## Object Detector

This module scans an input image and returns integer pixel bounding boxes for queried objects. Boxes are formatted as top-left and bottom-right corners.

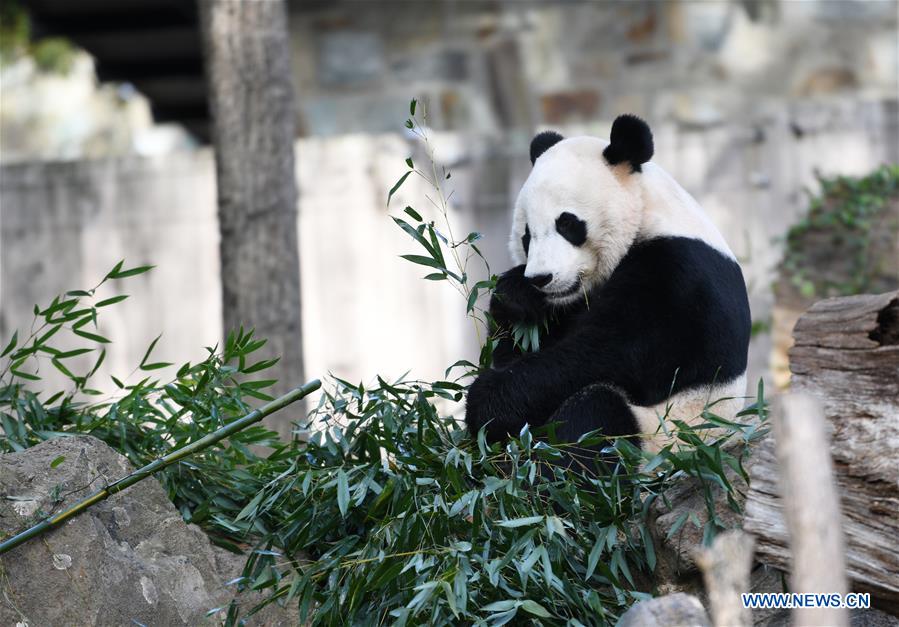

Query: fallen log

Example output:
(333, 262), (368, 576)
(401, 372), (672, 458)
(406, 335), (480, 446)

(744, 291), (899, 612)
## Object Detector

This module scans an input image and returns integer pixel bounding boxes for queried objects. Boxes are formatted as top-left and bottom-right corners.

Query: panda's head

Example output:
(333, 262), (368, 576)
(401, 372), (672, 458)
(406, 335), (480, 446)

(510, 114), (654, 305)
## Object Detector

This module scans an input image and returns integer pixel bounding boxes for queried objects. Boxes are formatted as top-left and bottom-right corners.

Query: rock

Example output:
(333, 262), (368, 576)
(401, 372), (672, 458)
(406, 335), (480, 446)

(618, 592), (711, 627)
(0, 435), (296, 626)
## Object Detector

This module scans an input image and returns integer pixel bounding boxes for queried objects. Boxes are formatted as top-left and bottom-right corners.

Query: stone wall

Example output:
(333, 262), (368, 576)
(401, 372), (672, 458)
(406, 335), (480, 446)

(289, 1), (898, 136)
(11, 1), (894, 163)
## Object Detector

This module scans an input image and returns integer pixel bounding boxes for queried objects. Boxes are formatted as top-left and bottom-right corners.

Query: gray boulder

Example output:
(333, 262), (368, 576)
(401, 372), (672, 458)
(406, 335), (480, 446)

(618, 592), (711, 627)
(0, 435), (295, 626)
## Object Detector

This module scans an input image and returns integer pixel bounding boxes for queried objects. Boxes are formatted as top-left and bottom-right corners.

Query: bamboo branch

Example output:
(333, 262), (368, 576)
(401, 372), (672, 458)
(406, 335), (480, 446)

(0, 379), (321, 555)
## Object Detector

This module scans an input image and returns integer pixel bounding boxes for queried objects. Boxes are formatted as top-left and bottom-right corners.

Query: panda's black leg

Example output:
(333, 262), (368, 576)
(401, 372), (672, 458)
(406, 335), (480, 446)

(545, 384), (641, 478)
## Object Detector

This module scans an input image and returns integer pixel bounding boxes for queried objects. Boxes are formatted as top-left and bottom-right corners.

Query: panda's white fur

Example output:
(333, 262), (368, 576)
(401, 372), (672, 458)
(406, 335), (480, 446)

(511, 137), (733, 299)
(509, 135), (747, 450)
(631, 374), (748, 453)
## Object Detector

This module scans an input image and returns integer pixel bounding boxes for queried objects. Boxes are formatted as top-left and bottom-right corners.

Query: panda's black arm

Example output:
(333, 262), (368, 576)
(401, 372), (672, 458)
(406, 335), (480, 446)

(465, 322), (640, 442)
(487, 265), (549, 369)
(489, 266), (548, 326)
(468, 250), (663, 442)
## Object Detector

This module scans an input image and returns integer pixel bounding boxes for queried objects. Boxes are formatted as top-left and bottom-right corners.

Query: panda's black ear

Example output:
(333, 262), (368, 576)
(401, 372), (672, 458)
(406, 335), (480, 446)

(530, 131), (564, 165)
(603, 114), (653, 172)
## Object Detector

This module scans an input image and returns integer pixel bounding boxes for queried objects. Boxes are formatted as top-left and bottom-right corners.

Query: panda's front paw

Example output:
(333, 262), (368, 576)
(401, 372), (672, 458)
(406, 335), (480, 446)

(490, 265), (546, 325)
(465, 369), (521, 443)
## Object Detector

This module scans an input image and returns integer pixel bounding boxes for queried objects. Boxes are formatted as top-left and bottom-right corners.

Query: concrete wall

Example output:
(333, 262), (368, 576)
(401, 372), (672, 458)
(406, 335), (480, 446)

(2, 96), (896, 396)
(0, 151), (221, 390)
(0, 136), (481, 394)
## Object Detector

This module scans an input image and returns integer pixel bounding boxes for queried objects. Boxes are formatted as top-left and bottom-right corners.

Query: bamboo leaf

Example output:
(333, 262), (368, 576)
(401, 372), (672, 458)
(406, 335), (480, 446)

(399, 254), (446, 271)
(55, 348), (93, 359)
(51, 358), (75, 379)
(105, 260), (124, 279)
(140, 334), (162, 368)
(87, 349), (106, 378)
(73, 329), (110, 344)
(1, 331), (17, 357)
(387, 171), (412, 206)
(108, 264), (154, 279)
(497, 515), (543, 528)
(337, 470), (350, 517)
(10, 369), (40, 381)
(96, 295), (129, 308)
(481, 600), (517, 612)
(242, 358), (280, 374)
(466, 286), (479, 313)
(520, 600), (551, 618)
(392, 217), (435, 255)
(36, 324), (62, 346)
(585, 530), (605, 580)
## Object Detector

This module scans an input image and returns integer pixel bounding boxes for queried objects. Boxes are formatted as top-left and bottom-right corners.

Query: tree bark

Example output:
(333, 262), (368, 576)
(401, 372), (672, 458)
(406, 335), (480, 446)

(199, 0), (304, 436)
(744, 291), (899, 613)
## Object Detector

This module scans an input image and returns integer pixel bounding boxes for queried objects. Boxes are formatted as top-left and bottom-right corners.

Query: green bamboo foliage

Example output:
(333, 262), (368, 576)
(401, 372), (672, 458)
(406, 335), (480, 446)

(220, 376), (766, 626)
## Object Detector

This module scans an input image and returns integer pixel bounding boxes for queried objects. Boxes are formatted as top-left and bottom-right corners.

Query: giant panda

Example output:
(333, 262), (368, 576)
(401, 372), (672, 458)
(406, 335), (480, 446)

(465, 114), (750, 464)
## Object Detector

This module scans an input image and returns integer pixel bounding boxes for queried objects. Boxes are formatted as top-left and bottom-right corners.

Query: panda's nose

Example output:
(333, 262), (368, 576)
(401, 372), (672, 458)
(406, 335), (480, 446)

(526, 273), (553, 288)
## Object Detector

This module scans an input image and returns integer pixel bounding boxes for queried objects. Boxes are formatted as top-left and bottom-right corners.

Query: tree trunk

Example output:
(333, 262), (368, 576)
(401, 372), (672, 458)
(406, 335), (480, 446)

(199, 0), (304, 436)
(744, 291), (899, 613)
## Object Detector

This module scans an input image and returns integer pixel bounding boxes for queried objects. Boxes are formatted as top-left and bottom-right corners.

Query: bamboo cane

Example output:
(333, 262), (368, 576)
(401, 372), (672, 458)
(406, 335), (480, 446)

(0, 379), (321, 555)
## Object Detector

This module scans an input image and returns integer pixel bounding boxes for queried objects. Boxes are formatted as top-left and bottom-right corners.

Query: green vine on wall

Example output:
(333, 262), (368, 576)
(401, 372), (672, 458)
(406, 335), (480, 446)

(0, 0), (77, 74)
(781, 164), (899, 302)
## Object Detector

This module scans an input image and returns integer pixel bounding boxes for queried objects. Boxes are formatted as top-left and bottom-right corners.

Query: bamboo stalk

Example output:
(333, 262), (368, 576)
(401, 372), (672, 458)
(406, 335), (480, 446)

(0, 379), (320, 555)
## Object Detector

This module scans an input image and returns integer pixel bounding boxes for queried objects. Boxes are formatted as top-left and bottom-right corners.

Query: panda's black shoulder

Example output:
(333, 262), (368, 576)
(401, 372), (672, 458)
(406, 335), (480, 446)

(592, 236), (751, 330)
(615, 236), (744, 289)
(582, 236), (751, 401)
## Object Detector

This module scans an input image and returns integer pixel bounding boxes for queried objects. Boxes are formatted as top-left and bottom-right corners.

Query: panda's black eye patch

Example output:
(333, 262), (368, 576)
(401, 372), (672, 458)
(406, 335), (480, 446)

(555, 212), (587, 246)
(522, 225), (531, 256)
